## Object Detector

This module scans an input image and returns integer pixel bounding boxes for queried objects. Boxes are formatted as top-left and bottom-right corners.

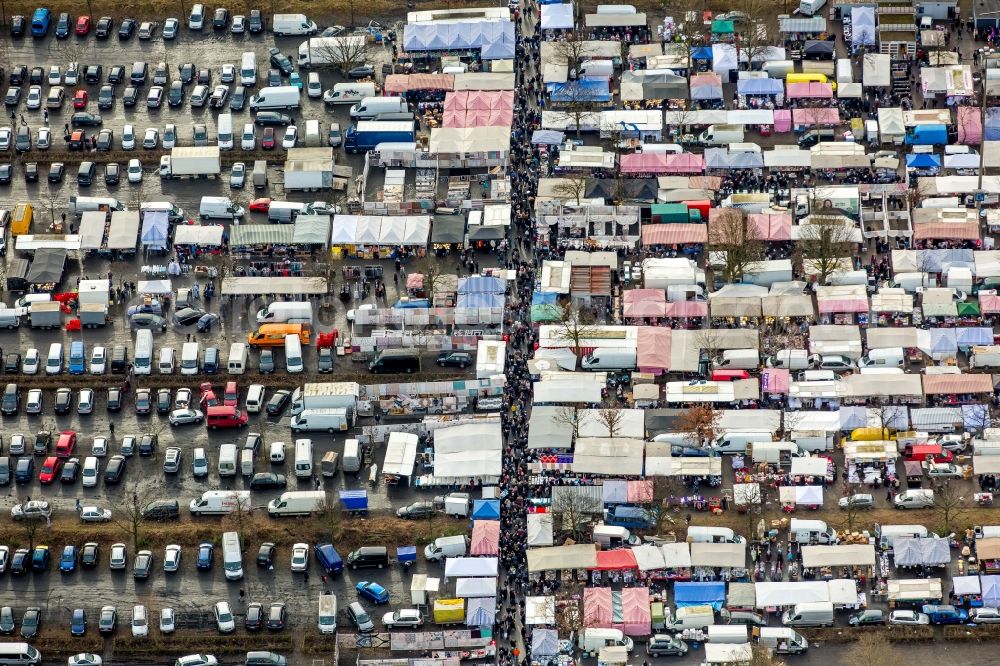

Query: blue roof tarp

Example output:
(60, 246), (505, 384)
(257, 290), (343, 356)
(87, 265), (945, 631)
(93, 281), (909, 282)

(956, 327), (993, 346)
(532, 129), (565, 145)
(550, 79), (612, 103)
(691, 46), (714, 60)
(906, 154), (942, 168)
(473, 499), (501, 520)
(339, 489), (368, 511)
(140, 211), (169, 249)
(457, 275), (506, 308)
(737, 78), (784, 95)
(397, 546), (417, 562)
(906, 124), (948, 145)
(674, 582), (726, 609)
(403, 20), (515, 60)
(393, 298), (430, 309)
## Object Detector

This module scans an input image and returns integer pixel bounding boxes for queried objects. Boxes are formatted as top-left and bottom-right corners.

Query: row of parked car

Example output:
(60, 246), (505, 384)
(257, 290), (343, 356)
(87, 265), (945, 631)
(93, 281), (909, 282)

(10, 7), (266, 40)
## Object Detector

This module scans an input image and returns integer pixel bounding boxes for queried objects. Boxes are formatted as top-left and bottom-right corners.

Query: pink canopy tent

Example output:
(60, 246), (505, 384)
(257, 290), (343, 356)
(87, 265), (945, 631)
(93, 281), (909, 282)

(818, 297), (869, 314)
(786, 82), (833, 98)
(583, 587), (614, 628)
(620, 152), (668, 173)
(593, 550), (639, 570)
(762, 368), (790, 394)
(384, 73), (455, 94)
(621, 588), (652, 636)
(627, 480), (654, 503)
(406, 273), (425, 289)
(624, 289), (668, 318)
(641, 223), (708, 245)
(664, 301), (708, 318)
(471, 520), (500, 555)
(981, 295), (1000, 313)
(958, 106), (983, 145)
(913, 223), (980, 240)
(637, 326), (671, 374)
(748, 212), (793, 240)
(664, 153), (706, 174)
(792, 108), (840, 126)
(773, 109), (792, 133)
(443, 90), (515, 128)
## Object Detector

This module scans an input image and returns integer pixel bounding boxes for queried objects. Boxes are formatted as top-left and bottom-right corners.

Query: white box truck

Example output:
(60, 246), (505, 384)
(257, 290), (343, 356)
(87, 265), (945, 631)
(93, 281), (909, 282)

(290, 382), (360, 416)
(267, 490), (326, 516)
(299, 36), (369, 67)
(971, 346), (1000, 369)
(159, 147), (221, 179)
(350, 96), (408, 120)
(272, 13), (318, 36)
(342, 438), (362, 473)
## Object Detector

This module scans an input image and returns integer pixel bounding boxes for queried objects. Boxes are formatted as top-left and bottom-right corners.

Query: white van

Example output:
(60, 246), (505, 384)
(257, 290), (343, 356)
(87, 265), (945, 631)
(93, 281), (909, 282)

(578, 628), (634, 656)
(267, 201), (307, 224)
(217, 113), (234, 150)
(762, 60), (794, 78)
(218, 444), (238, 477)
(318, 593), (337, 633)
(857, 346), (904, 368)
(781, 601), (834, 627)
(892, 272), (935, 293)
(227, 342), (248, 374)
(189, 490), (251, 515)
(222, 531), (244, 581)
(240, 449), (254, 477)
(82, 456), (99, 488)
(256, 301), (313, 324)
(581, 347), (637, 371)
(180, 342), (200, 375)
(349, 96), (408, 120)
(342, 438), (361, 473)
(199, 196), (244, 220)
(714, 431), (773, 454)
(326, 82), (376, 104)
(239, 52), (257, 86)
(246, 384), (265, 413)
(68, 196), (124, 216)
(424, 535), (469, 562)
(248, 86), (301, 111)
(140, 201), (186, 223)
(687, 526), (745, 544)
(789, 518), (837, 544)
(134, 329), (153, 375)
(766, 349), (810, 370)
(665, 605), (715, 630)
(285, 334), (304, 373)
(592, 524), (640, 548)
(294, 438), (313, 478)
(158, 347), (175, 374)
(43, 343), (63, 375)
(876, 524), (931, 549)
(712, 349), (760, 370)
(188, 3), (205, 29)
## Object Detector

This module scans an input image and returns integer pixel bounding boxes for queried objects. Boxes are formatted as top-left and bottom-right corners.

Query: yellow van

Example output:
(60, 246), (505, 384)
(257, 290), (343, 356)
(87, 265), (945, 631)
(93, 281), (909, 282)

(787, 72), (829, 85)
(247, 323), (311, 347)
(11, 203), (32, 236)
(850, 427), (895, 441)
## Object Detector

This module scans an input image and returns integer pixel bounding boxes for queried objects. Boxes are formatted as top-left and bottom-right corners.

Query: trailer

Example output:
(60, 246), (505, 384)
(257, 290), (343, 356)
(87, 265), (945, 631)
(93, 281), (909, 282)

(79, 303), (109, 328)
(159, 147), (222, 179)
(29, 301), (61, 329)
(284, 159), (334, 191)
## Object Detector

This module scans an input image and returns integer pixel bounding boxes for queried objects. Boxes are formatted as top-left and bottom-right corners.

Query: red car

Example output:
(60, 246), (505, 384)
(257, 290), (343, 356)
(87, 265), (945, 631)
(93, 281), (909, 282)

(39, 456), (62, 484)
(249, 198), (271, 213)
(224, 381), (238, 407)
(75, 15), (91, 35)
(261, 127), (276, 149)
(902, 444), (954, 465)
(199, 381), (219, 408)
(72, 89), (88, 109)
(56, 431), (78, 458)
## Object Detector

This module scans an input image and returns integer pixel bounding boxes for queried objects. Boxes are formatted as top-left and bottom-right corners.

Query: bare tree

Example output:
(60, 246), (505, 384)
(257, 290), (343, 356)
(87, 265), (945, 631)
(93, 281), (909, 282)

(734, 481), (764, 544)
(708, 208), (765, 283)
(551, 82), (599, 140)
(551, 178), (588, 205)
(549, 35), (598, 86)
(309, 35), (372, 78)
(729, 0), (780, 70)
(551, 303), (598, 369)
(113, 481), (162, 551)
(551, 487), (600, 541)
(869, 399), (905, 437)
(695, 329), (725, 369)
(750, 643), (787, 666)
(19, 518), (43, 552)
(796, 218), (856, 285)
(409, 255), (452, 304)
(842, 631), (903, 666)
(838, 482), (867, 534)
(933, 479), (965, 535)
(676, 404), (720, 448)
(551, 405), (581, 440)
(223, 493), (254, 547)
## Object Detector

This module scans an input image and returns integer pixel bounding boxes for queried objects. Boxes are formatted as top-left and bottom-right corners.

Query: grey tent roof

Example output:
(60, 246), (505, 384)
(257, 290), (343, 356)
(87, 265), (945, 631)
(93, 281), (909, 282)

(7, 258), (28, 281)
(586, 178), (658, 201)
(803, 40), (836, 57)
(468, 225), (505, 241)
(893, 537), (950, 567)
(645, 408), (684, 435)
(292, 215), (331, 245)
(528, 405), (575, 449)
(230, 225), (295, 247)
(26, 248), (66, 284)
(532, 629), (560, 656)
(643, 72), (689, 99)
(431, 215), (467, 244)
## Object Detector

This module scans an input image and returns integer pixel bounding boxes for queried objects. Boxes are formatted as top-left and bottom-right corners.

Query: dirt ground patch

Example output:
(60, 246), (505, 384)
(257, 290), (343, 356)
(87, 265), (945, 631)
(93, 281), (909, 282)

(802, 626), (934, 644)
(115, 632), (294, 656)
(30, 627), (105, 657)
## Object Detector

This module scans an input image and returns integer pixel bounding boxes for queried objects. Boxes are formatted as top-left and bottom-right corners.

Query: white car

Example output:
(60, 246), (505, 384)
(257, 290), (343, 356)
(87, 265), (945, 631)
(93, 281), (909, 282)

(65, 62), (80, 86)
(122, 124), (136, 150)
(214, 601), (235, 633)
(241, 124), (255, 150)
(0, 128), (10, 151)
(174, 656), (218, 666)
(142, 128), (159, 149)
(169, 408), (204, 426)
(174, 388), (192, 409)
(269, 441), (285, 463)
(163, 124), (177, 149)
(78, 388), (95, 414)
(92, 436), (108, 457)
(22, 348), (39, 374)
(0, 546), (8, 573)
(26, 86), (42, 110)
(110, 543), (128, 570)
(281, 125), (298, 149)
(220, 64), (236, 83)
(81, 456), (99, 487)
(131, 605), (149, 637)
(382, 609), (424, 628)
(307, 72), (322, 98)
(230, 162), (246, 188)
(127, 159), (143, 183)
(925, 462), (966, 479)
(47, 65), (61, 85)
(90, 346), (107, 374)
(889, 610), (930, 625)
(164, 544), (182, 572)
(81, 506), (113, 523)
(68, 655), (103, 666)
(8, 434), (25, 455)
(25, 389), (42, 414)
(160, 607), (175, 634)
(290, 543), (309, 572)
(37, 126), (50, 149)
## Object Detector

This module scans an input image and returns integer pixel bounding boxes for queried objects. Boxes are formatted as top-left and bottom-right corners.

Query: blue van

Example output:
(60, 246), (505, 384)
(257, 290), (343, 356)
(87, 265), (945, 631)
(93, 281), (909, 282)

(68, 340), (86, 375)
(203, 347), (219, 374)
(31, 8), (51, 37)
(314, 543), (343, 574)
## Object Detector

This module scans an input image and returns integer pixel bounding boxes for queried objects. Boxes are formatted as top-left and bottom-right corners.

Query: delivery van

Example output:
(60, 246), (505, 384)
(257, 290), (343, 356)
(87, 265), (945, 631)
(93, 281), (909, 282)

(68, 196), (124, 216)
(256, 301), (313, 324)
(222, 531), (244, 580)
(350, 96), (408, 120)
(581, 347), (637, 371)
(766, 349), (810, 370)
(893, 488), (935, 509)
(68, 341), (85, 374)
(318, 593), (337, 633)
(267, 201), (307, 224)
(891, 272), (935, 292)
(876, 523), (932, 549)
(291, 408), (349, 433)
(199, 196), (244, 220)
(140, 201), (187, 223)
(11, 203), (33, 235)
(851, 427), (893, 441)
(217, 113), (234, 150)
(782, 601), (834, 627)
(240, 448), (254, 477)
(326, 82), (377, 104)
(285, 334), (304, 373)
(245, 384), (265, 413)
(578, 628), (634, 656)
(714, 431), (773, 454)
(294, 438), (313, 478)
(227, 342), (249, 374)
(272, 13), (318, 36)
(207, 405), (249, 429)
(134, 329), (153, 375)
(666, 606), (716, 630)
(45, 343), (63, 375)
(687, 526), (744, 543)
(368, 348), (421, 374)
(239, 52), (257, 86)
(789, 518), (837, 544)
(762, 60), (794, 78)
(267, 490), (326, 516)
(712, 349), (760, 370)
(759, 627), (809, 654)
(424, 535), (469, 562)
(180, 342), (200, 375)
(857, 347), (904, 368)
(247, 323), (311, 347)
(217, 444), (238, 477)
(248, 85), (301, 111)
(158, 347), (175, 374)
(592, 524), (640, 548)
(189, 490), (251, 515)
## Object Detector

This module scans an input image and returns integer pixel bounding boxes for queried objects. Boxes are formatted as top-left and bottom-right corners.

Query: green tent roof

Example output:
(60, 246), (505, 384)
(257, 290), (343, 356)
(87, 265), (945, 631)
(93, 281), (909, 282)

(712, 19), (734, 33)
(958, 302), (980, 316)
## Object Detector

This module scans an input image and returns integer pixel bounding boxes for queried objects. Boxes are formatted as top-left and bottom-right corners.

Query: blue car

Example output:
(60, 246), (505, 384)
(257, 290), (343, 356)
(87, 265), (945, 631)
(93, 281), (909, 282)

(31, 8), (50, 37)
(356, 581), (389, 605)
(59, 545), (77, 573)
(196, 542), (214, 570)
(70, 608), (86, 636)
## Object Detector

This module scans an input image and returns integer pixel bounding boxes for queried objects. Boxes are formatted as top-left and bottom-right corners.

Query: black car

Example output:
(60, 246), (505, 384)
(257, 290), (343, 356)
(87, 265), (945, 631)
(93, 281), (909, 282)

(55, 12), (71, 38)
(123, 86), (139, 107)
(23, 163), (38, 183)
(265, 389), (291, 415)
(245, 602), (264, 631)
(76, 161), (96, 187)
(108, 65), (126, 85)
(10, 16), (26, 37)
(9, 66), (27, 86)
(29, 67), (44, 85)
(230, 85), (246, 111)
(84, 65), (103, 84)
(256, 543), (276, 567)
(15, 458), (34, 484)
(134, 388), (152, 415)
(2, 384), (18, 415)
(0, 607), (14, 634)
(97, 85), (114, 109)
(268, 48), (293, 76)
(265, 603), (286, 631)
(60, 458), (80, 483)
(104, 162), (120, 186)
(197, 68), (212, 86)
(95, 16), (114, 38)
(106, 387), (123, 411)
(249, 472), (286, 491)
(0, 164), (11, 185)
(348, 64), (376, 79)
(81, 543), (99, 568)
(142, 499), (179, 520)
(33, 431), (51, 456)
(254, 111), (292, 127)
(267, 68), (281, 87)
(47, 163), (65, 183)
(20, 608), (39, 639)
(104, 455), (125, 483)
(138, 433), (158, 455)
(436, 351), (472, 368)
(213, 7), (229, 29)
(179, 63), (195, 84)
(118, 18), (137, 39)
(249, 9), (263, 32)
(71, 112), (103, 127)
(156, 389), (171, 414)
(317, 348), (334, 373)
(172, 307), (207, 327)
(4, 353), (21, 373)
(168, 81), (184, 106)
(11, 549), (29, 574)
(396, 501), (435, 519)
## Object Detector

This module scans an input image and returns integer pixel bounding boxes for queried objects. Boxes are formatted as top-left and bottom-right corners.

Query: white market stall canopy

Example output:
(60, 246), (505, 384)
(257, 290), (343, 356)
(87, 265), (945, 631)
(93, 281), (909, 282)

(429, 126), (511, 153)
(455, 577), (498, 598)
(790, 457), (830, 477)
(754, 581), (829, 607)
(572, 438), (645, 476)
(434, 422), (502, 479)
(631, 544), (666, 571)
(383, 432), (419, 477)
(527, 512), (554, 547)
(778, 486), (824, 506)
(330, 215), (431, 246)
(527, 406), (575, 450)
(444, 557), (498, 577)
(107, 211), (141, 250)
(174, 225), (224, 246)
(221, 276), (327, 295)
(527, 544), (599, 572)
(526, 596), (556, 625)
(533, 380), (603, 404)
(690, 543), (746, 568)
(661, 543), (692, 568)
(649, 455), (723, 477)
(801, 545), (876, 567)
(578, 409), (645, 438)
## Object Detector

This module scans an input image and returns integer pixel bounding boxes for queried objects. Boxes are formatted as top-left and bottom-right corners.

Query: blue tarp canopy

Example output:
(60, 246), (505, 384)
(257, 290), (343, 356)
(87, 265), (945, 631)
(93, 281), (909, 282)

(339, 489), (368, 511)
(140, 211), (169, 249)
(550, 79), (612, 103)
(984, 576), (1000, 607)
(737, 78), (784, 95)
(396, 546), (417, 562)
(457, 275), (506, 308)
(906, 154), (942, 168)
(473, 499), (501, 520)
(674, 582), (726, 610)
(532, 129), (565, 145)
(393, 298), (431, 309)
(691, 46), (713, 60)
(956, 327), (993, 346)
(403, 20), (515, 60)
